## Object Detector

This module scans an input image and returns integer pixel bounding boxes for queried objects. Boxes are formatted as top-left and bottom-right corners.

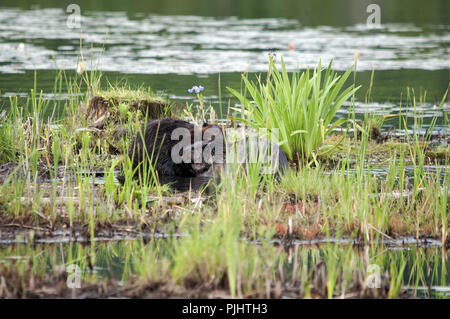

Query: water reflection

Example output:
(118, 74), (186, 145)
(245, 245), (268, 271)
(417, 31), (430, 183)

(0, 8), (449, 75)
(0, 240), (447, 298)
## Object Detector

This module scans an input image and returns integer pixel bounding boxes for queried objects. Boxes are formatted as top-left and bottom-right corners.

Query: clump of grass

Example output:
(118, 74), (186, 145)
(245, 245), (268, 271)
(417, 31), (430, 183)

(97, 81), (166, 103)
(79, 81), (173, 159)
(0, 119), (18, 164)
(93, 81), (171, 123)
(228, 56), (360, 165)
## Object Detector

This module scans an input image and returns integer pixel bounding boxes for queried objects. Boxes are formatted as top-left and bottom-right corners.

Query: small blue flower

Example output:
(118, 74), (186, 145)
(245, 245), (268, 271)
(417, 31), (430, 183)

(188, 85), (204, 94)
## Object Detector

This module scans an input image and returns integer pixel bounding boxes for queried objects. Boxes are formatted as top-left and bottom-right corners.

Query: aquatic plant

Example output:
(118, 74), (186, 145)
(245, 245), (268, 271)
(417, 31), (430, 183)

(187, 85), (204, 94)
(186, 84), (206, 115)
(228, 56), (360, 165)
(0, 114), (17, 165)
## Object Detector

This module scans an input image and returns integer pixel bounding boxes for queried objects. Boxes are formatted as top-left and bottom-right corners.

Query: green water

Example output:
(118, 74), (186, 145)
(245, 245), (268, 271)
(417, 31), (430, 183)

(0, 0), (449, 131)
(1, 69), (449, 130)
(0, 240), (448, 298)
(2, 0), (449, 25)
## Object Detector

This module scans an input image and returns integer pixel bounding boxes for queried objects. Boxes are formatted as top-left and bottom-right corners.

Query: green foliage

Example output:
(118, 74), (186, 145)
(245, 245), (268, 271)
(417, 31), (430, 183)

(228, 57), (360, 165)
(0, 122), (17, 164)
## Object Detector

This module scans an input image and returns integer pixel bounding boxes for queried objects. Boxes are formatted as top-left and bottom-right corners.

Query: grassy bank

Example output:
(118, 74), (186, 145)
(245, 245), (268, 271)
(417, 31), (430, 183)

(0, 60), (448, 298)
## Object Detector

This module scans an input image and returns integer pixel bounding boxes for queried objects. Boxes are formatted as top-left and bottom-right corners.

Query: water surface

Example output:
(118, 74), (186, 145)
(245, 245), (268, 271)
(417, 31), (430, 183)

(0, 2), (449, 131)
(1, 239), (448, 298)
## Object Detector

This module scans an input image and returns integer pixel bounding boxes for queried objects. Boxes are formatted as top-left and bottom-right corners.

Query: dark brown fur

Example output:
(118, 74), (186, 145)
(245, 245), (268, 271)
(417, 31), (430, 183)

(128, 118), (223, 178)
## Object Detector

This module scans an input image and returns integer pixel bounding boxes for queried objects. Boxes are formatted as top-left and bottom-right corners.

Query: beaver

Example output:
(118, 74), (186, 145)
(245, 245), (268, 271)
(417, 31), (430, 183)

(127, 117), (288, 181)
(128, 118), (224, 179)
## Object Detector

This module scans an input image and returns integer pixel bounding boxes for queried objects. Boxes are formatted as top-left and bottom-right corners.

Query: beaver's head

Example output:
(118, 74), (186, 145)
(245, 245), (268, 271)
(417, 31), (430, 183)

(183, 122), (226, 175)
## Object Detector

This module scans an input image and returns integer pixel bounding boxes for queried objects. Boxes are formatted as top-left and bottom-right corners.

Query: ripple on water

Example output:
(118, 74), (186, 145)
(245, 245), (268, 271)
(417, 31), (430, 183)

(0, 8), (449, 74)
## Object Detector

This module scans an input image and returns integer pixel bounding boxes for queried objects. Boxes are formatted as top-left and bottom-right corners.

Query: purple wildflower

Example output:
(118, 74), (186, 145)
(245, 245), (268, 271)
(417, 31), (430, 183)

(188, 85), (204, 94)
